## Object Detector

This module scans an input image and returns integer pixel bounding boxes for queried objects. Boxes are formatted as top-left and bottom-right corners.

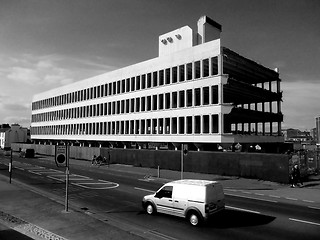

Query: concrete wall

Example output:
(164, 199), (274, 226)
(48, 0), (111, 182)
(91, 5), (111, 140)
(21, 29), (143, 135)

(11, 143), (289, 183)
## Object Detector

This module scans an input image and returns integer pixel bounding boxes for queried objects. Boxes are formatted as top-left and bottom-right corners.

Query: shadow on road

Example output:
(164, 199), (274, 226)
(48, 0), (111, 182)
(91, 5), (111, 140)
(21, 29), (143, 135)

(205, 209), (275, 228)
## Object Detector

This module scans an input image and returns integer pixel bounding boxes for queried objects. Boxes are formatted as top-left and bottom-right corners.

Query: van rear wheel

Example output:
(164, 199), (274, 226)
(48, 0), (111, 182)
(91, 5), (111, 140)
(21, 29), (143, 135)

(188, 212), (201, 226)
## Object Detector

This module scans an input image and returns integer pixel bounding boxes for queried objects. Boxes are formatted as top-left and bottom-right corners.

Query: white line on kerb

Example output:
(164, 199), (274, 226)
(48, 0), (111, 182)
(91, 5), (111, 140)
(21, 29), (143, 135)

(289, 218), (320, 226)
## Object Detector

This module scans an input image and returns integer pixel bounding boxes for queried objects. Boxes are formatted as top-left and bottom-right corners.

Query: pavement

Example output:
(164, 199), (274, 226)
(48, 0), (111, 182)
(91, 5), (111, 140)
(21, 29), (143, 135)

(0, 156), (320, 240)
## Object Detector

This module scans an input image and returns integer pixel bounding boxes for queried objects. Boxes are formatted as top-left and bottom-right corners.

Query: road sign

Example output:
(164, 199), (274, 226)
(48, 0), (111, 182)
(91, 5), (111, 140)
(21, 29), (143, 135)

(55, 145), (67, 167)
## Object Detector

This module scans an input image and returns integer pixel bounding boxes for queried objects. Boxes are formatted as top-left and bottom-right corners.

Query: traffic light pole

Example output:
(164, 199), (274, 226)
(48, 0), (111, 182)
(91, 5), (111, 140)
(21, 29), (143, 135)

(64, 145), (70, 212)
(9, 149), (13, 184)
(181, 144), (184, 179)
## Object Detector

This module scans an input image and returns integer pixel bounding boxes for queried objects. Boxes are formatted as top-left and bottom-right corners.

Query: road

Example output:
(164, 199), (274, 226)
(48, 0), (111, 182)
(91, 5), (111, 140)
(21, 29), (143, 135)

(0, 154), (319, 240)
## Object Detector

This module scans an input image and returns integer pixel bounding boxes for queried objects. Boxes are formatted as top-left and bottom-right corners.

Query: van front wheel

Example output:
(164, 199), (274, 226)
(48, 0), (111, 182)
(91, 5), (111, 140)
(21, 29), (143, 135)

(188, 212), (201, 226)
(146, 203), (155, 215)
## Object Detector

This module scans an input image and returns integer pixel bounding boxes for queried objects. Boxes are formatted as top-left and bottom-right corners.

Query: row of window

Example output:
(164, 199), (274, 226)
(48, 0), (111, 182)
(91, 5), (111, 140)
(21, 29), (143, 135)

(31, 114), (219, 136)
(32, 57), (219, 110)
(32, 85), (219, 123)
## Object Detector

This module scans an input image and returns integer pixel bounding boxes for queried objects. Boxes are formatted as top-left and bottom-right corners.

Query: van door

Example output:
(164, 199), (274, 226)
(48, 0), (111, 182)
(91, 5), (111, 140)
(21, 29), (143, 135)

(154, 185), (174, 214)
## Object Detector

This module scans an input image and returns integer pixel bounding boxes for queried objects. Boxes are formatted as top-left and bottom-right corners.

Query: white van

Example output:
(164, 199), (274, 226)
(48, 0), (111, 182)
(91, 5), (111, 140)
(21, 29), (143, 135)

(142, 179), (225, 226)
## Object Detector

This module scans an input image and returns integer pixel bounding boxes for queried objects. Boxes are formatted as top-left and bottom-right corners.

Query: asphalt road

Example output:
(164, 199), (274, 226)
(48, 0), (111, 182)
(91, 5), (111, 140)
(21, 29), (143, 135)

(1, 155), (319, 240)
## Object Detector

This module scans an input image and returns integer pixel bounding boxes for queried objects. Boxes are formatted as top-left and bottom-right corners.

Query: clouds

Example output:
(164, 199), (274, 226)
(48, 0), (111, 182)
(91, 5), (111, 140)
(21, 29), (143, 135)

(4, 54), (75, 87)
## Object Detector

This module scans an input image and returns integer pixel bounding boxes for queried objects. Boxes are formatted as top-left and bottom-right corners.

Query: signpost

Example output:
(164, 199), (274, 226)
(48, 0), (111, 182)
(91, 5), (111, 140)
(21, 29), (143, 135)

(9, 149), (12, 184)
(55, 144), (69, 212)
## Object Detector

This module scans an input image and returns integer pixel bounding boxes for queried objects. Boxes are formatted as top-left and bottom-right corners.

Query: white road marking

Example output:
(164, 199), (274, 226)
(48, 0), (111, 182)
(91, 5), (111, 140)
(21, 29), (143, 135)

(302, 200), (314, 203)
(308, 206), (320, 210)
(285, 197), (298, 201)
(226, 206), (261, 214)
(72, 182), (119, 189)
(269, 195), (281, 198)
(225, 193), (278, 203)
(289, 218), (320, 226)
(254, 193), (264, 196)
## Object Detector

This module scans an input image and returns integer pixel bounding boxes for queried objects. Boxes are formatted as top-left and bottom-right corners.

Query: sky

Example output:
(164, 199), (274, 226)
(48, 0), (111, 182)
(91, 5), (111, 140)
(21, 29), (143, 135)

(0, 0), (319, 131)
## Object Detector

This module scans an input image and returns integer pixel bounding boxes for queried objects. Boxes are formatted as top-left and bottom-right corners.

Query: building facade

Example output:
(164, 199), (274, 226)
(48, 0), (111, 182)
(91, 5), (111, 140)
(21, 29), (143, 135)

(31, 16), (283, 151)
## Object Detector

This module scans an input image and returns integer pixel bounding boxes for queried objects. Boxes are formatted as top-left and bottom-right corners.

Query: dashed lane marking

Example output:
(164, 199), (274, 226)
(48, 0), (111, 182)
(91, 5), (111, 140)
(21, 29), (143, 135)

(269, 195), (281, 198)
(285, 197), (298, 201)
(289, 218), (320, 226)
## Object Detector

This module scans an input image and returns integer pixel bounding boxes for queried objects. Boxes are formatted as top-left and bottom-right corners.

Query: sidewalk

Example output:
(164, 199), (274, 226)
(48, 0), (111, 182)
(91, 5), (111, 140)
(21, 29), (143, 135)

(0, 174), (145, 240)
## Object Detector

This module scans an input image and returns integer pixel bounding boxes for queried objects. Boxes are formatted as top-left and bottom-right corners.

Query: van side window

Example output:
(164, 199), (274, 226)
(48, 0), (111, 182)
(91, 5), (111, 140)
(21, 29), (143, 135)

(158, 186), (173, 198)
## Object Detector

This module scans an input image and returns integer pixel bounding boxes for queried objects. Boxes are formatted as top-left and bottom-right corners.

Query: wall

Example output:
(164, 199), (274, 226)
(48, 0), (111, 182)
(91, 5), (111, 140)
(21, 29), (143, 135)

(11, 143), (289, 183)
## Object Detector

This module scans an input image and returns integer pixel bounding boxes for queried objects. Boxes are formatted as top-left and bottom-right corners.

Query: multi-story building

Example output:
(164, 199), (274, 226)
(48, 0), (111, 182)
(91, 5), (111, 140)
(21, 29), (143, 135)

(31, 16), (283, 151)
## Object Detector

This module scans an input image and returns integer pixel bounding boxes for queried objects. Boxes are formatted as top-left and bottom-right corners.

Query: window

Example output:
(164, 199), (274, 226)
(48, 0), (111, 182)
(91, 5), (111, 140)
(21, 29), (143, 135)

(187, 89), (193, 107)
(152, 95), (157, 110)
(195, 115), (201, 134)
(131, 77), (135, 91)
(159, 70), (164, 85)
(172, 66), (177, 83)
(136, 97), (140, 112)
(153, 71), (158, 87)
(211, 85), (218, 104)
(179, 91), (185, 107)
(157, 186), (173, 198)
(136, 76), (140, 90)
(179, 65), (185, 82)
(194, 61), (200, 79)
(195, 88), (201, 106)
(141, 97), (146, 111)
(141, 75), (146, 89)
(165, 93), (170, 109)
(203, 58), (209, 77)
(203, 115), (209, 133)
(159, 94), (164, 110)
(187, 63), (192, 80)
(211, 56), (218, 75)
(165, 68), (170, 84)
(212, 114), (219, 133)
(187, 116), (192, 134)
(117, 80), (121, 94)
(179, 117), (184, 134)
(203, 87), (209, 105)
(172, 92), (177, 108)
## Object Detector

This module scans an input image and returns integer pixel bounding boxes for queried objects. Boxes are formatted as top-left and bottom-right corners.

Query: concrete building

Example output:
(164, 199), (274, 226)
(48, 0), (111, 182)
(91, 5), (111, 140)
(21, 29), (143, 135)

(0, 124), (28, 149)
(31, 16), (283, 151)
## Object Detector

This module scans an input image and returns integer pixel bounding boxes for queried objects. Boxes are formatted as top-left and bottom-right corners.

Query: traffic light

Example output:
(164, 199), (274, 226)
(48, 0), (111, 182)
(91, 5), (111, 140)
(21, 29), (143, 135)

(183, 144), (188, 155)
(55, 145), (68, 167)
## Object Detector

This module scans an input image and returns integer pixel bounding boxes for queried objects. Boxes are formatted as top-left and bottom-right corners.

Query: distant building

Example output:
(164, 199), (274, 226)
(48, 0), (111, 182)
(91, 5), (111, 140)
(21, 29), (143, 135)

(283, 128), (313, 144)
(316, 116), (320, 144)
(31, 16), (283, 152)
(0, 124), (28, 149)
